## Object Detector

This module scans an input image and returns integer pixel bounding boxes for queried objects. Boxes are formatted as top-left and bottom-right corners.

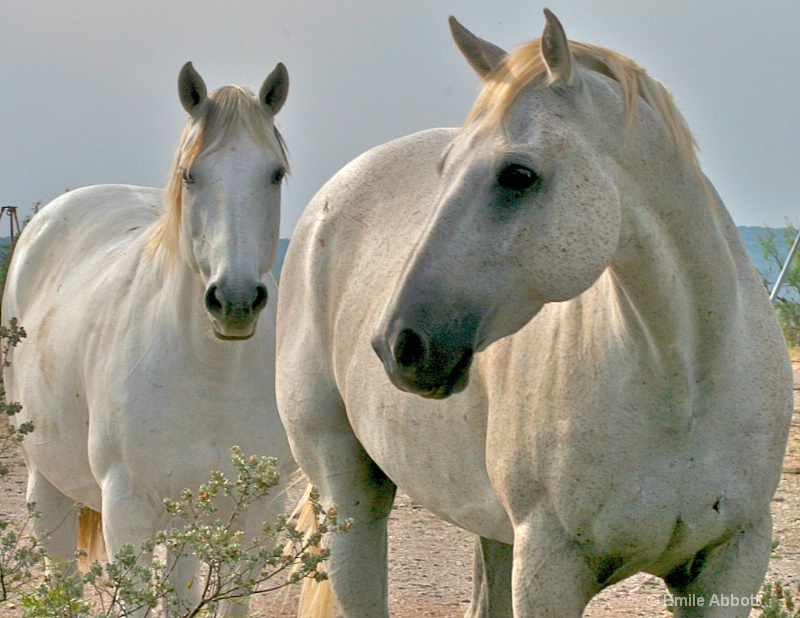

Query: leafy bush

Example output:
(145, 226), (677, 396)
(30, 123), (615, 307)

(758, 225), (800, 347)
(761, 581), (800, 617)
(0, 320), (344, 617)
(0, 318), (29, 471)
(0, 202), (39, 307)
(16, 452), (345, 617)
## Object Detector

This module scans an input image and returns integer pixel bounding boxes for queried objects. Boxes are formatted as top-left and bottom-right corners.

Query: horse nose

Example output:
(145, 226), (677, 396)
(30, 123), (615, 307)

(205, 284), (224, 316)
(373, 322), (475, 398)
(393, 328), (430, 371)
(252, 283), (268, 313)
(204, 281), (268, 320)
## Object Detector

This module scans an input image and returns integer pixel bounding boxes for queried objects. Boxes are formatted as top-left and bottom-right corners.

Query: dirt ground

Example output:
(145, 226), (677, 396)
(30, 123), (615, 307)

(2, 365), (800, 617)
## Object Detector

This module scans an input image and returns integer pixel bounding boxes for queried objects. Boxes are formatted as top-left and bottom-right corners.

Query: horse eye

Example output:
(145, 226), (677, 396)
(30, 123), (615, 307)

(497, 164), (539, 193)
(181, 168), (195, 186)
(271, 167), (286, 185)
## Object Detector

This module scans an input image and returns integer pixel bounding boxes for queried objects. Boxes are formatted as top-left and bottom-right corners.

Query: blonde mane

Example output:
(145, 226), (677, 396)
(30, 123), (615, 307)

(466, 38), (699, 171)
(148, 85), (289, 260)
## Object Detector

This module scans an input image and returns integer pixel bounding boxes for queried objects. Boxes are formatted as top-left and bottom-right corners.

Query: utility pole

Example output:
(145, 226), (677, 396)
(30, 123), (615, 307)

(0, 206), (21, 256)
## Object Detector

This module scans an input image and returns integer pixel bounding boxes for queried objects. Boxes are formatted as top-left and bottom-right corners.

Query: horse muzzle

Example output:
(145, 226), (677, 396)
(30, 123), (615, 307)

(372, 323), (475, 399)
(204, 279), (268, 340)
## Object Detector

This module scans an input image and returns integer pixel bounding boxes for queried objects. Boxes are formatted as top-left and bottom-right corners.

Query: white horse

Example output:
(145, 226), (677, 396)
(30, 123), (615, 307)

(3, 61), (294, 616)
(277, 10), (793, 618)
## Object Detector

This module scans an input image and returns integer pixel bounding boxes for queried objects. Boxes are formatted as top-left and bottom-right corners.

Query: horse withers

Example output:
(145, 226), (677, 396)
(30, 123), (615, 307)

(277, 10), (792, 618)
(3, 62), (294, 617)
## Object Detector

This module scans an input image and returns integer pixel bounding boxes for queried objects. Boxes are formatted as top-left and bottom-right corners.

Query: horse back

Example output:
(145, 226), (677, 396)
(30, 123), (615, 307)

(4, 185), (161, 319)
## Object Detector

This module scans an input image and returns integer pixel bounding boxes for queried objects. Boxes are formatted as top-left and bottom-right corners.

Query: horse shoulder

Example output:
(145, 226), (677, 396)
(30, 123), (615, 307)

(287, 128), (457, 323)
(277, 127), (461, 452)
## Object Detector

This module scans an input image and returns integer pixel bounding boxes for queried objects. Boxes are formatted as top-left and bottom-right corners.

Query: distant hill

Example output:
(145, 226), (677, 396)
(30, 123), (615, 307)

(272, 238), (290, 281)
(271, 229), (796, 286)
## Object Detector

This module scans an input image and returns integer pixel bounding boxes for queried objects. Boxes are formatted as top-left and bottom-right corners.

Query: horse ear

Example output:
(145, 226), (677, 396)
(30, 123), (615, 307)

(260, 62), (289, 116)
(449, 16), (507, 79)
(541, 9), (573, 86)
(178, 62), (208, 117)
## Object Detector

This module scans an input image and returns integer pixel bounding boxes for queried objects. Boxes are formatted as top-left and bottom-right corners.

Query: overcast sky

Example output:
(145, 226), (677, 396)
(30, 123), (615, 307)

(2, 1), (799, 237)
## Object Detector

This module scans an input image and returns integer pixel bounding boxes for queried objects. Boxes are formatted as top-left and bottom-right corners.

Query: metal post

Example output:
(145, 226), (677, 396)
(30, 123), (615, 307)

(0, 207), (20, 255)
(770, 228), (800, 303)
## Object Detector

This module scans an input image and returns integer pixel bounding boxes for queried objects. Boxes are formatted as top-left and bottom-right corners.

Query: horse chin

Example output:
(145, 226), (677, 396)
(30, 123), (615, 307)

(212, 329), (255, 341)
(207, 309), (261, 341)
(421, 373), (470, 400)
(210, 320), (257, 341)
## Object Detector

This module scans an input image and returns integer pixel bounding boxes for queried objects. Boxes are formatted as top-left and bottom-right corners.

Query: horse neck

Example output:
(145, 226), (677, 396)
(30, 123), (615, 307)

(608, 160), (740, 359)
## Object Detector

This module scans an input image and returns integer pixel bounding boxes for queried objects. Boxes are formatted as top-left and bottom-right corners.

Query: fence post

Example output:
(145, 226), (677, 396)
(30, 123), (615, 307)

(0, 207), (20, 256)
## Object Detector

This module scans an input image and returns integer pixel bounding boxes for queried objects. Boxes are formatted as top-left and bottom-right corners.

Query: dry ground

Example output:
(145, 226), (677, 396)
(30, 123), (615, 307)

(2, 364), (800, 617)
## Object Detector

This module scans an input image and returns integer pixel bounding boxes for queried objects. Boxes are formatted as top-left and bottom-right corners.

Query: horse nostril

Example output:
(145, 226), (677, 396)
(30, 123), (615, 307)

(252, 284), (268, 313)
(204, 284), (223, 316)
(393, 328), (428, 370)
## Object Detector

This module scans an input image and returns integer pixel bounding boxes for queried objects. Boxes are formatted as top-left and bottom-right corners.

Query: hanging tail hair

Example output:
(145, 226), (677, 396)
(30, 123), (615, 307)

(287, 483), (336, 618)
(76, 506), (107, 570)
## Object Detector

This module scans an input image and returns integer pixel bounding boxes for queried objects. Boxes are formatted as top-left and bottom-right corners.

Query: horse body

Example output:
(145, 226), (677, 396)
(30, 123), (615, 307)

(4, 64), (293, 617)
(284, 128), (510, 540)
(277, 12), (791, 618)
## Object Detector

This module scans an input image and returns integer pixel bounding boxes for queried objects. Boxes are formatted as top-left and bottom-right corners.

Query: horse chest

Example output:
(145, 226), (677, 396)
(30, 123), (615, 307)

(84, 341), (278, 474)
(484, 361), (769, 569)
(344, 352), (512, 540)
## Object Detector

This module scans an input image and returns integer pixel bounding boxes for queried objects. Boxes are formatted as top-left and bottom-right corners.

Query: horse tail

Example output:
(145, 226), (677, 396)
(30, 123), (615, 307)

(76, 506), (107, 570)
(288, 483), (335, 618)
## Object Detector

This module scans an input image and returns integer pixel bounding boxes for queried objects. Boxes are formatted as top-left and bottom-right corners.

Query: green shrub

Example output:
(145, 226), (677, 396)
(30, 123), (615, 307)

(761, 581), (800, 617)
(16, 452), (345, 617)
(758, 225), (800, 347)
(0, 320), (345, 617)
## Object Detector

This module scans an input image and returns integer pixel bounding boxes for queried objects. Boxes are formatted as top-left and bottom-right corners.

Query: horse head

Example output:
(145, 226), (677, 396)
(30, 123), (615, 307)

(372, 11), (657, 397)
(159, 62), (289, 340)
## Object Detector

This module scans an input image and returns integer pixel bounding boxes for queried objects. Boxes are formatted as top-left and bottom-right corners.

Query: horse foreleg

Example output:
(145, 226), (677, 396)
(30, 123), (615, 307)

(165, 536), (202, 616)
(100, 481), (164, 618)
(465, 535), (514, 618)
(293, 426), (397, 618)
(215, 486), (288, 618)
(664, 514), (772, 618)
(26, 468), (81, 575)
(511, 509), (598, 617)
